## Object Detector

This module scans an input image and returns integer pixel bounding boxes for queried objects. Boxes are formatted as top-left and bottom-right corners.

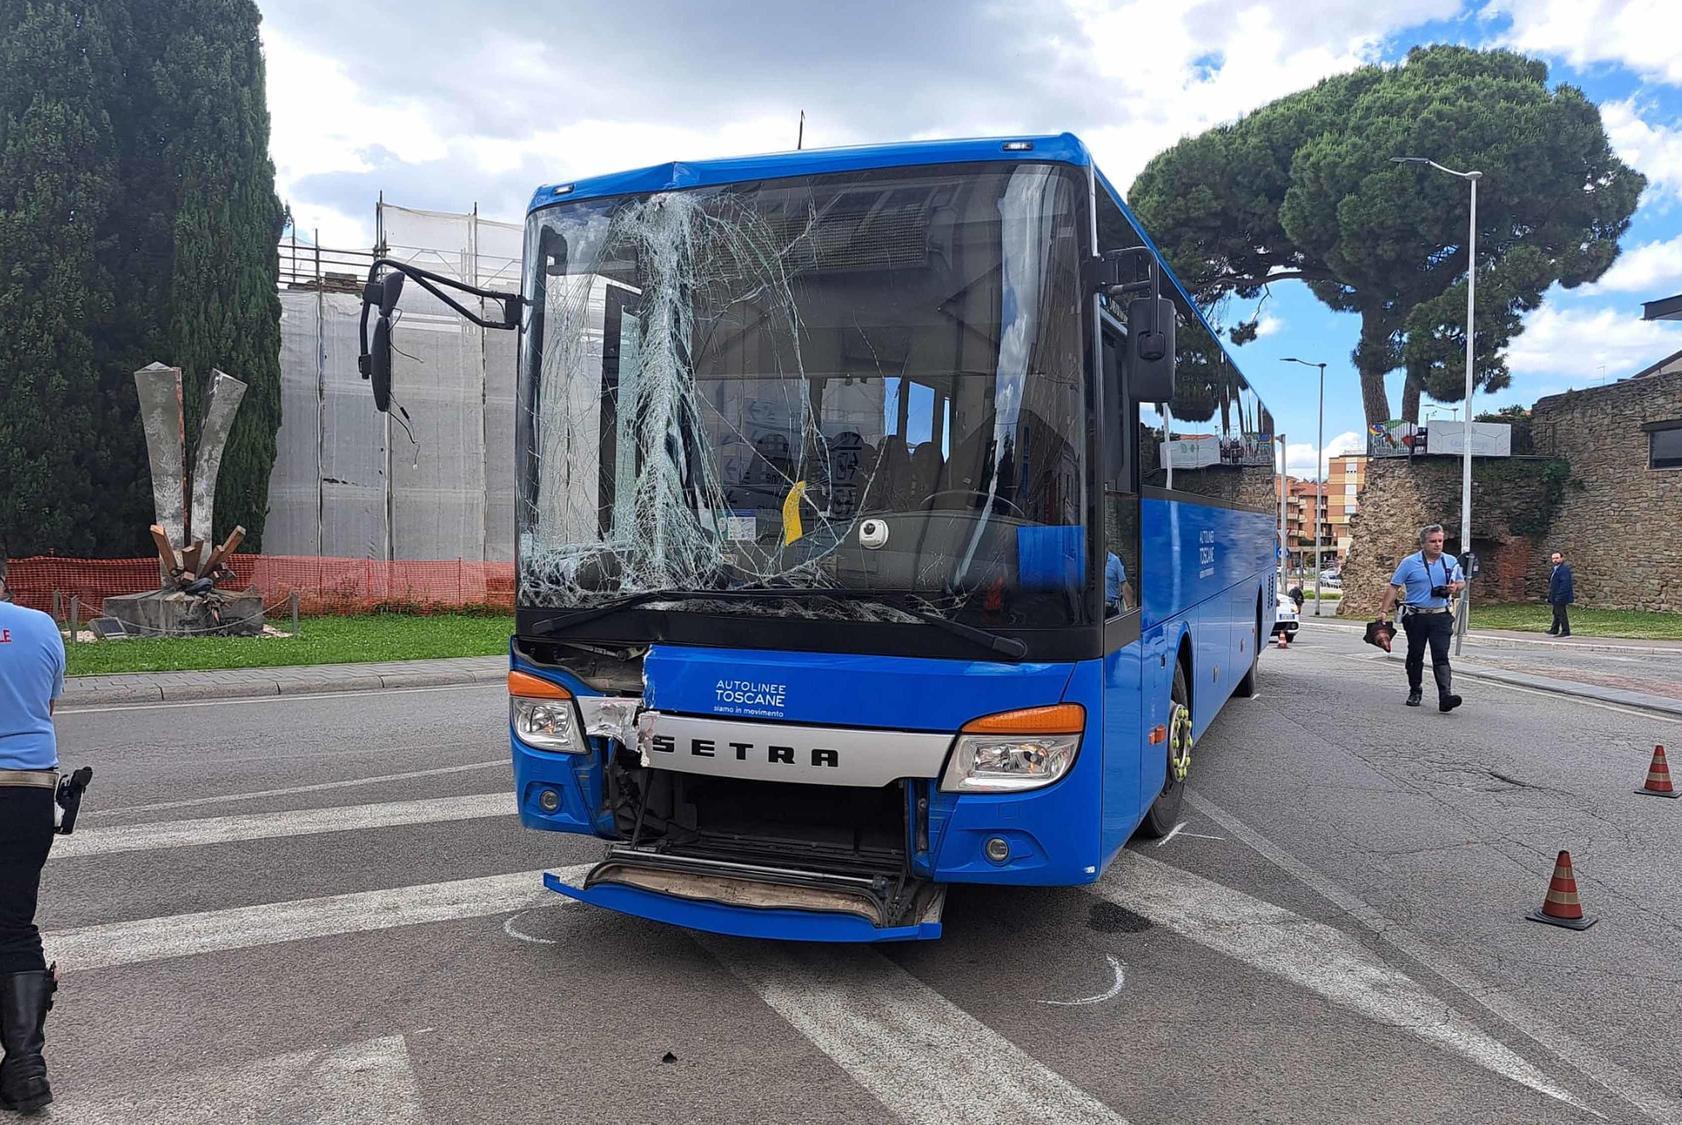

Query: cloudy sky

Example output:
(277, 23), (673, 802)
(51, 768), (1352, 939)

(259, 0), (1682, 478)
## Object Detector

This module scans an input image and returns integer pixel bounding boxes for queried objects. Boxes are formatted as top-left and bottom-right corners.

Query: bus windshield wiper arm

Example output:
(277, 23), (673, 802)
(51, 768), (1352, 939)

(733, 586), (1029, 662)
(528, 589), (726, 635)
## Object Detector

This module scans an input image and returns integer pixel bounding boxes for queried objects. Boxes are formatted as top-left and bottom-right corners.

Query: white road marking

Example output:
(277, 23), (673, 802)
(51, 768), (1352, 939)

(53, 793), (514, 859)
(700, 937), (1129, 1125)
(504, 906), (567, 945)
(1189, 791), (1682, 1125)
(1039, 955), (1126, 1007)
(47, 866), (588, 972)
(1155, 821), (1187, 847)
(1097, 848), (1595, 1115)
(51, 1035), (426, 1124)
(57, 681), (495, 715)
(96, 759), (508, 816)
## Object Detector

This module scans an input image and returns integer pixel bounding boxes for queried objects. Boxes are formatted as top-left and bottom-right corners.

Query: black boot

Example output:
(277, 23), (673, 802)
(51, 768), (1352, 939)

(1406, 687), (1422, 707)
(0, 968), (56, 1115)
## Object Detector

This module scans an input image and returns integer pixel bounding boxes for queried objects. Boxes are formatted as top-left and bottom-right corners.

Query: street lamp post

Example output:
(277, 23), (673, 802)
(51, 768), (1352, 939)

(1282, 357), (1328, 614)
(1394, 156), (1481, 654)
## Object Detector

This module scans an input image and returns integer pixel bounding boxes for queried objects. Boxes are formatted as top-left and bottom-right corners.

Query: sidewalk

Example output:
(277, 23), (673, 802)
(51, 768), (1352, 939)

(1301, 618), (1682, 717)
(1301, 616), (1682, 656)
(61, 655), (506, 707)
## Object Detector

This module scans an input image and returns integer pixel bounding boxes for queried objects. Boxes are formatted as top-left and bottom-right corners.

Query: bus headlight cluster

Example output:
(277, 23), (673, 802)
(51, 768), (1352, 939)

(940, 703), (1085, 793)
(941, 734), (1079, 792)
(508, 670), (585, 754)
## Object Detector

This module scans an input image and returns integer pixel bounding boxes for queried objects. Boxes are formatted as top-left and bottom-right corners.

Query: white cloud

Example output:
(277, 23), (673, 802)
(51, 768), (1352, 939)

(1486, 0), (1682, 85)
(1587, 235), (1682, 294)
(1254, 314), (1286, 338)
(1284, 430), (1364, 478)
(1600, 99), (1682, 207)
(1502, 302), (1682, 379)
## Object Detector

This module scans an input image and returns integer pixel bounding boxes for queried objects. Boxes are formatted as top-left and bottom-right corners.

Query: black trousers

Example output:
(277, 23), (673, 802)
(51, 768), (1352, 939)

(0, 787), (54, 974)
(1551, 602), (1571, 633)
(1402, 610), (1455, 698)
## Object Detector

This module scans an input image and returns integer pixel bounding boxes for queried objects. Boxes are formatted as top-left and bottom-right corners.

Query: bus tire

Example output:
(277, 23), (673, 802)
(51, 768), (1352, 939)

(1234, 596), (1261, 698)
(1138, 661), (1191, 838)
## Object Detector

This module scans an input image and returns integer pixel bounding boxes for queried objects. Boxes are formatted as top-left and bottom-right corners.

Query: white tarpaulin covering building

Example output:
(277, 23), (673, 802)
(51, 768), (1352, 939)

(266, 203), (520, 561)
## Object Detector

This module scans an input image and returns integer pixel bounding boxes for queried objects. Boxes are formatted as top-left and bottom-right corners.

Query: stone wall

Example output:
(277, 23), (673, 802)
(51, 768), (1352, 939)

(1339, 457), (1569, 616)
(1531, 370), (1682, 612)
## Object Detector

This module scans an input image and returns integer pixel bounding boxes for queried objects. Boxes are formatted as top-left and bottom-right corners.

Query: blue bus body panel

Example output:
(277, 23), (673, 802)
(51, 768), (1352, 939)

(640, 644), (1075, 730)
(542, 871), (941, 942)
(1140, 495), (1274, 735)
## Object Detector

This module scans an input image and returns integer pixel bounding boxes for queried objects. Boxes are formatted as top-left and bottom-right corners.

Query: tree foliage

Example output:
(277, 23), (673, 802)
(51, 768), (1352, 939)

(1128, 45), (1645, 425)
(0, 2), (123, 557)
(0, 0), (281, 558)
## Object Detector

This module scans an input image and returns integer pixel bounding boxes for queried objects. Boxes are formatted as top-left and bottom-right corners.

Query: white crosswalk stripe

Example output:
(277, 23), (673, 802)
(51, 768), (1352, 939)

(52, 793), (514, 859)
(1096, 849), (1592, 1113)
(49, 1035), (426, 1124)
(48, 866), (587, 972)
(700, 937), (1129, 1125)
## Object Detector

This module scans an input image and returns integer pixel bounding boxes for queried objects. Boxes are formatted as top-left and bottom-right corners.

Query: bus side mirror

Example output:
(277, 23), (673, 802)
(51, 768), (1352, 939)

(1128, 296), (1176, 402)
(378, 270), (405, 315)
(370, 316), (393, 413)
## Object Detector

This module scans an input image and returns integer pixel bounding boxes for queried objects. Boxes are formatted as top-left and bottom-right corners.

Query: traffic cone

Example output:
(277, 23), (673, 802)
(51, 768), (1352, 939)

(1525, 850), (1598, 930)
(1276, 631), (1288, 649)
(1635, 744), (1679, 798)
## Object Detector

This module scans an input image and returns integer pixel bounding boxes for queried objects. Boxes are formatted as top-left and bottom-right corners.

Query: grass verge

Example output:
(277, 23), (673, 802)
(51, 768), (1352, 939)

(65, 612), (513, 676)
(1471, 603), (1682, 641)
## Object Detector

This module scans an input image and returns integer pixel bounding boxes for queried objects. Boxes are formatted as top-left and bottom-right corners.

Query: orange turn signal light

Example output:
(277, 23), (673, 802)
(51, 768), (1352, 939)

(1148, 724), (1168, 745)
(962, 703), (1086, 735)
(508, 670), (572, 700)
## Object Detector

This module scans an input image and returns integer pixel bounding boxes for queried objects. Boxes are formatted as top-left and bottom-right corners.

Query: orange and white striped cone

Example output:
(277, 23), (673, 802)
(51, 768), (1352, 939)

(1635, 744), (1679, 799)
(1276, 631), (1288, 649)
(1525, 850), (1598, 930)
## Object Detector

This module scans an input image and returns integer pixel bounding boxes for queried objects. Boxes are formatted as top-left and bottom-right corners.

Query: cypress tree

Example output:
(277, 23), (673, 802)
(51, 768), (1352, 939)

(145, 0), (284, 549)
(0, 2), (125, 557)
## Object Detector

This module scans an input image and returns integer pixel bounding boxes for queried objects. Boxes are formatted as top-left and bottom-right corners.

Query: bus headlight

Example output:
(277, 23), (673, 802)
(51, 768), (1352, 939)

(940, 704), (1085, 793)
(509, 670), (585, 754)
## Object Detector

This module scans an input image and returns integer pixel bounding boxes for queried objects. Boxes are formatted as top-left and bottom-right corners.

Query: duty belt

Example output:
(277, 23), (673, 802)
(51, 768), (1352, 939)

(1402, 605), (1452, 615)
(0, 769), (59, 790)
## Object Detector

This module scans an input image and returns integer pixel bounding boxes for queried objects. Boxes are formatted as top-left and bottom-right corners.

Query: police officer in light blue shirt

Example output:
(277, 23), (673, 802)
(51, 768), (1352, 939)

(1378, 524), (1466, 712)
(0, 554), (66, 1113)
(1104, 552), (1132, 616)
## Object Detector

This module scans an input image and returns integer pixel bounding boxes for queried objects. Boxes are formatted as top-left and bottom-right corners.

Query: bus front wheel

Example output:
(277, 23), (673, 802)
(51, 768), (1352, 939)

(1138, 662), (1192, 838)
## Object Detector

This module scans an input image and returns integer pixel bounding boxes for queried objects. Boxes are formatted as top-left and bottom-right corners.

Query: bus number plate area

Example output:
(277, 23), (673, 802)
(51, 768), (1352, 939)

(635, 711), (953, 789)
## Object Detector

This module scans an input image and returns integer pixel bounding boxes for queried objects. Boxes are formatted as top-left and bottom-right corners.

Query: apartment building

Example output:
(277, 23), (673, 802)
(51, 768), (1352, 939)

(1326, 454), (1368, 560)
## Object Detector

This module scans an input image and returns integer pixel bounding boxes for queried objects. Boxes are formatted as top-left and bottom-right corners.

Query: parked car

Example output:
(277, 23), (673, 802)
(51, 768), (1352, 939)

(1274, 588), (1301, 640)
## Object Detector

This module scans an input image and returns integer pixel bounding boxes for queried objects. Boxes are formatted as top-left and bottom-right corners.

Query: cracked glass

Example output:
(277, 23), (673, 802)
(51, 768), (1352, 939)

(515, 162), (1090, 629)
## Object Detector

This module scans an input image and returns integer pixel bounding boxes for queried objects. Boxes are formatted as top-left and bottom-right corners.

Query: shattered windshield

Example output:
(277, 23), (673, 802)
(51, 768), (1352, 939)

(516, 162), (1089, 628)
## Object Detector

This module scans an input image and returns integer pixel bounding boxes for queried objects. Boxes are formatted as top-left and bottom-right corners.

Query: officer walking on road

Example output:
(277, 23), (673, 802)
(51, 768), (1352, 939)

(0, 554), (65, 1115)
(1377, 524), (1466, 712)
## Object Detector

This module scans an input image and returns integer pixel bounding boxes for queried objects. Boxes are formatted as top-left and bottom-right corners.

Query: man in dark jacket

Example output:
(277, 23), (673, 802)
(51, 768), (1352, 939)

(1548, 550), (1574, 637)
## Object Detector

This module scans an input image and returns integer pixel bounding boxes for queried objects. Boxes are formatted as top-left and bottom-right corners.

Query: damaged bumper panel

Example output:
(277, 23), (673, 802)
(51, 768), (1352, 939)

(543, 848), (946, 942)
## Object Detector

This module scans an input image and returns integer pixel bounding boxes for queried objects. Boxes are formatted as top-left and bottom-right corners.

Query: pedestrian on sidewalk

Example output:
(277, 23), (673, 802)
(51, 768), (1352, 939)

(0, 554), (64, 1115)
(1377, 524), (1465, 713)
(1547, 550), (1574, 637)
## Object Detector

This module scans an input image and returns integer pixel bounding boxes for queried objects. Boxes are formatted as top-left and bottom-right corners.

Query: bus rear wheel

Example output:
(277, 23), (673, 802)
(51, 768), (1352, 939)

(1138, 662), (1192, 838)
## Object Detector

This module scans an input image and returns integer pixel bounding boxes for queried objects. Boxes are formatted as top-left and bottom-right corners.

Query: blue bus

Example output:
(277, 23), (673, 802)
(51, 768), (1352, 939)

(358, 133), (1278, 941)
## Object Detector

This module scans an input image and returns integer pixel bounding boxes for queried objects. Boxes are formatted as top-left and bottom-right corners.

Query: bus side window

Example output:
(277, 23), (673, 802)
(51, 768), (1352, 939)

(1101, 329), (1139, 619)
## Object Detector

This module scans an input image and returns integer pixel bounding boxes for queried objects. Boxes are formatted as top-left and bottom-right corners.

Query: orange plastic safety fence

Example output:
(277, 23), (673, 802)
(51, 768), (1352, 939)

(5, 556), (515, 617)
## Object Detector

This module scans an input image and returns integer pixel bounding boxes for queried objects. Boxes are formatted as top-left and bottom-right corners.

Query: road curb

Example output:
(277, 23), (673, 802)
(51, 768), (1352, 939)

(61, 664), (505, 708)
(1365, 649), (1682, 717)
(1300, 618), (1682, 657)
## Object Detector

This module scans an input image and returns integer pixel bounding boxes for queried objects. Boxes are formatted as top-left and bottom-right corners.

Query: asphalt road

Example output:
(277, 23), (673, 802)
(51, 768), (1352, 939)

(38, 633), (1682, 1125)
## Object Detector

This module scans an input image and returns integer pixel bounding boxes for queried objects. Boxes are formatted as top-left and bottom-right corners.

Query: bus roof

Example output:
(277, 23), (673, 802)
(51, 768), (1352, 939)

(528, 132), (1262, 419)
(528, 133), (1095, 213)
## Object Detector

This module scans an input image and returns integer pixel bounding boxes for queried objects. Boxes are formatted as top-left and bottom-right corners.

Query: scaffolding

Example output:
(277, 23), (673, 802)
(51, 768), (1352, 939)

(266, 200), (522, 561)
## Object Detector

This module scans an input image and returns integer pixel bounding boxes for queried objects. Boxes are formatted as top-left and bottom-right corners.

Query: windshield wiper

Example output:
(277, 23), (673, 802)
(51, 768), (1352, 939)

(528, 589), (731, 635)
(730, 585), (1029, 662)
(530, 585), (1029, 661)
